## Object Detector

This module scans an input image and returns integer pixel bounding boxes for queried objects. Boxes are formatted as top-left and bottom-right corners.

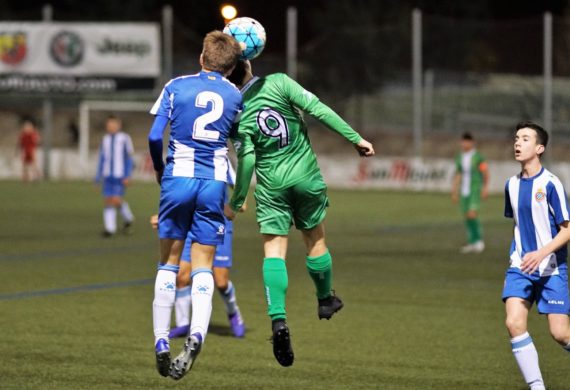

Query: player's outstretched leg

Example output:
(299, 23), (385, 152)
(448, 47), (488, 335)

(219, 281), (245, 338)
(170, 268), (213, 379)
(271, 319), (294, 367)
(306, 249), (344, 320)
(263, 257), (293, 366)
(169, 285), (191, 338)
(120, 200), (135, 234)
(153, 263), (179, 377)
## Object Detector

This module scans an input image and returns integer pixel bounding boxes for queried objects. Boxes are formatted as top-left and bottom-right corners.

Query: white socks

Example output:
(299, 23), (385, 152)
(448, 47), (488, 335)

(174, 286), (192, 327)
(153, 266), (178, 343)
(120, 201), (134, 223)
(103, 202), (133, 233)
(511, 332), (545, 390)
(103, 206), (117, 233)
(189, 269), (214, 342)
(219, 281), (238, 316)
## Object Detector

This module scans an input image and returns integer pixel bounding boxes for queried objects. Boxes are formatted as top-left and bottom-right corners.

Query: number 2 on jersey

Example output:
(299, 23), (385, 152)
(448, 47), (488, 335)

(193, 91), (224, 141)
(257, 108), (290, 148)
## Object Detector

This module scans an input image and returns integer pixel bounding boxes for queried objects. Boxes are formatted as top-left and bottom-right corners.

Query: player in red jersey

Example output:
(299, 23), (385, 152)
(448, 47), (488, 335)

(18, 119), (41, 182)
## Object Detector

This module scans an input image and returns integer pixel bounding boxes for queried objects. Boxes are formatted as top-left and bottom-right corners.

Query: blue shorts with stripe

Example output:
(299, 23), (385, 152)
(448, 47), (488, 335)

(102, 177), (125, 197)
(180, 220), (233, 268)
(502, 266), (570, 314)
(158, 176), (226, 245)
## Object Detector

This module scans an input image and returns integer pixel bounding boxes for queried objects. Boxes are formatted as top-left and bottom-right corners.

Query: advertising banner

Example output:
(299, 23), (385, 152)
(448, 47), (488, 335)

(0, 22), (160, 92)
(0, 22), (160, 76)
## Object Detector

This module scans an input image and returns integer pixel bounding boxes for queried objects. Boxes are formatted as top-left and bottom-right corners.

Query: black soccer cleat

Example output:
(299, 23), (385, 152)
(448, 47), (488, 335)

(318, 292), (344, 320)
(271, 320), (294, 367)
(122, 221), (133, 235)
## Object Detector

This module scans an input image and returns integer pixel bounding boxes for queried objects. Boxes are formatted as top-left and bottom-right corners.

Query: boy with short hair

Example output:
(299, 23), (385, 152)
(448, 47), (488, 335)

(225, 60), (374, 367)
(148, 30), (242, 380)
(503, 121), (570, 389)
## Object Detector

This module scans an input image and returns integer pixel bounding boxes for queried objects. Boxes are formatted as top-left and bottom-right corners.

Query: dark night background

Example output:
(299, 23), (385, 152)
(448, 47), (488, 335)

(3, 1), (570, 107)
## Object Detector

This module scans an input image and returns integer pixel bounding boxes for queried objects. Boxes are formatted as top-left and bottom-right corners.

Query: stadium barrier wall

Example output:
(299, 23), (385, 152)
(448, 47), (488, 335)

(0, 151), (557, 194)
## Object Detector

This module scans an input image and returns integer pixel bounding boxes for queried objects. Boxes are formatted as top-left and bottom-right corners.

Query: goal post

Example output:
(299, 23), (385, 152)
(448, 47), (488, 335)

(78, 100), (155, 176)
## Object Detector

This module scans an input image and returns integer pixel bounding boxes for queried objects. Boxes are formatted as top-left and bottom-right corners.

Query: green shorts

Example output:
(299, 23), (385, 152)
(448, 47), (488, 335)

(254, 172), (329, 235)
(460, 193), (481, 214)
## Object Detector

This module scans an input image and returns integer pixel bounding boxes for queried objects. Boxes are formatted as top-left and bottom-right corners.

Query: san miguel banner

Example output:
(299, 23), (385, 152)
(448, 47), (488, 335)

(0, 22), (160, 92)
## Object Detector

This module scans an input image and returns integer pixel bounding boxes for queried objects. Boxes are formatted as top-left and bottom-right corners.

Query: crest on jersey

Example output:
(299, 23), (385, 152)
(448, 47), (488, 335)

(535, 188), (546, 202)
(0, 31), (27, 66)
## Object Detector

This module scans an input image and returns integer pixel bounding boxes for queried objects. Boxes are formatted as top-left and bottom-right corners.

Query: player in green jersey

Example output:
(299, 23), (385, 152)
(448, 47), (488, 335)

(224, 60), (374, 367)
(451, 132), (490, 254)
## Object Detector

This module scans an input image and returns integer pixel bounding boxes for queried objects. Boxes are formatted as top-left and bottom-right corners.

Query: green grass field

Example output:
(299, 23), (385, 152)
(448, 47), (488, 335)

(0, 181), (568, 389)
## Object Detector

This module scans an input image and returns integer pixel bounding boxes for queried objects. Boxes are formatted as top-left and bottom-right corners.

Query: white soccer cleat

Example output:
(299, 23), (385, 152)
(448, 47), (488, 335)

(472, 241), (485, 253)
(460, 244), (474, 254)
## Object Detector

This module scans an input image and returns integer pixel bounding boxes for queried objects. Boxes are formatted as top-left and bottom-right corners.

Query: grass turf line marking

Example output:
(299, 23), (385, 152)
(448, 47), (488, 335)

(0, 278), (153, 301)
(0, 243), (155, 263)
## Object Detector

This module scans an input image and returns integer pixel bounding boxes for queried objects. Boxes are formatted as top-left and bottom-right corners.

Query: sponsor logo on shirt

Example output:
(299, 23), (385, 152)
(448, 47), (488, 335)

(535, 188), (546, 202)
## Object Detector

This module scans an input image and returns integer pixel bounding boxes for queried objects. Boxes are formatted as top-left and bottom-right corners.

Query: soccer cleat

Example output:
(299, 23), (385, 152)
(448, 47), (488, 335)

(154, 338), (171, 377)
(271, 320), (294, 367)
(228, 309), (246, 338)
(318, 292), (344, 320)
(460, 244), (474, 254)
(472, 241), (485, 253)
(101, 230), (114, 238)
(122, 221), (133, 235)
(170, 333), (202, 380)
(168, 324), (190, 339)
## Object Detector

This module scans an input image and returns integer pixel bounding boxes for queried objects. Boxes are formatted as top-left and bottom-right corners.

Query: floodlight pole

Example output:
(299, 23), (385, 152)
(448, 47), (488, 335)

(286, 7), (298, 80)
(162, 5), (173, 85)
(543, 12), (553, 147)
(42, 4), (53, 180)
(412, 8), (423, 160)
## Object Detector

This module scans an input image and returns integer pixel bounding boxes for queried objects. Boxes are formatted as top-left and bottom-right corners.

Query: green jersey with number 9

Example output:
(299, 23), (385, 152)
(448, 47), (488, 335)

(230, 73), (362, 211)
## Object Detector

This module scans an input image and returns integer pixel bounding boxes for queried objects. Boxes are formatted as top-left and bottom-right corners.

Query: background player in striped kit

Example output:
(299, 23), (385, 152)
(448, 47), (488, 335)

(451, 132), (489, 253)
(502, 122), (570, 390)
(95, 115), (135, 237)
(148, 31), (242, 380)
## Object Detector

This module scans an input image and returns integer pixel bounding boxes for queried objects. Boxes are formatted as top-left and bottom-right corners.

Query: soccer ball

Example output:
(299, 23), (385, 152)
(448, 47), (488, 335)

(223, 17), (266, 60)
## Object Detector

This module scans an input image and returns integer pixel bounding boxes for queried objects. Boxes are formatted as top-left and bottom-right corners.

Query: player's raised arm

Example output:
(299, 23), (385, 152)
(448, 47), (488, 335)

(227, 133), (256, 219)
(147, 115), (169, 184)
(280, 73), (374, 157)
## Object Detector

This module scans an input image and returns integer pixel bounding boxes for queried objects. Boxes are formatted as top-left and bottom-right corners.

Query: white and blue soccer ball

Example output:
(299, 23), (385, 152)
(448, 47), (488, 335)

(223, 17), (266, 60)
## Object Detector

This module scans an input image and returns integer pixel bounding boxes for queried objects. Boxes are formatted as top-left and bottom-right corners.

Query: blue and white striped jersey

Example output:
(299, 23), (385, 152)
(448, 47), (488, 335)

(505, 167), (570, 276)
(96, 131), (134, 181)
(150, 71), (242, 182)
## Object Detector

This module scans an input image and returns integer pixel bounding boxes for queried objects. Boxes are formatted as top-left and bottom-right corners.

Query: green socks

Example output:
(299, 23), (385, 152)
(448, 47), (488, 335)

(306, 251), (333, 300)
(466, 218), (482, 244)
(262, 257), (288, 320)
